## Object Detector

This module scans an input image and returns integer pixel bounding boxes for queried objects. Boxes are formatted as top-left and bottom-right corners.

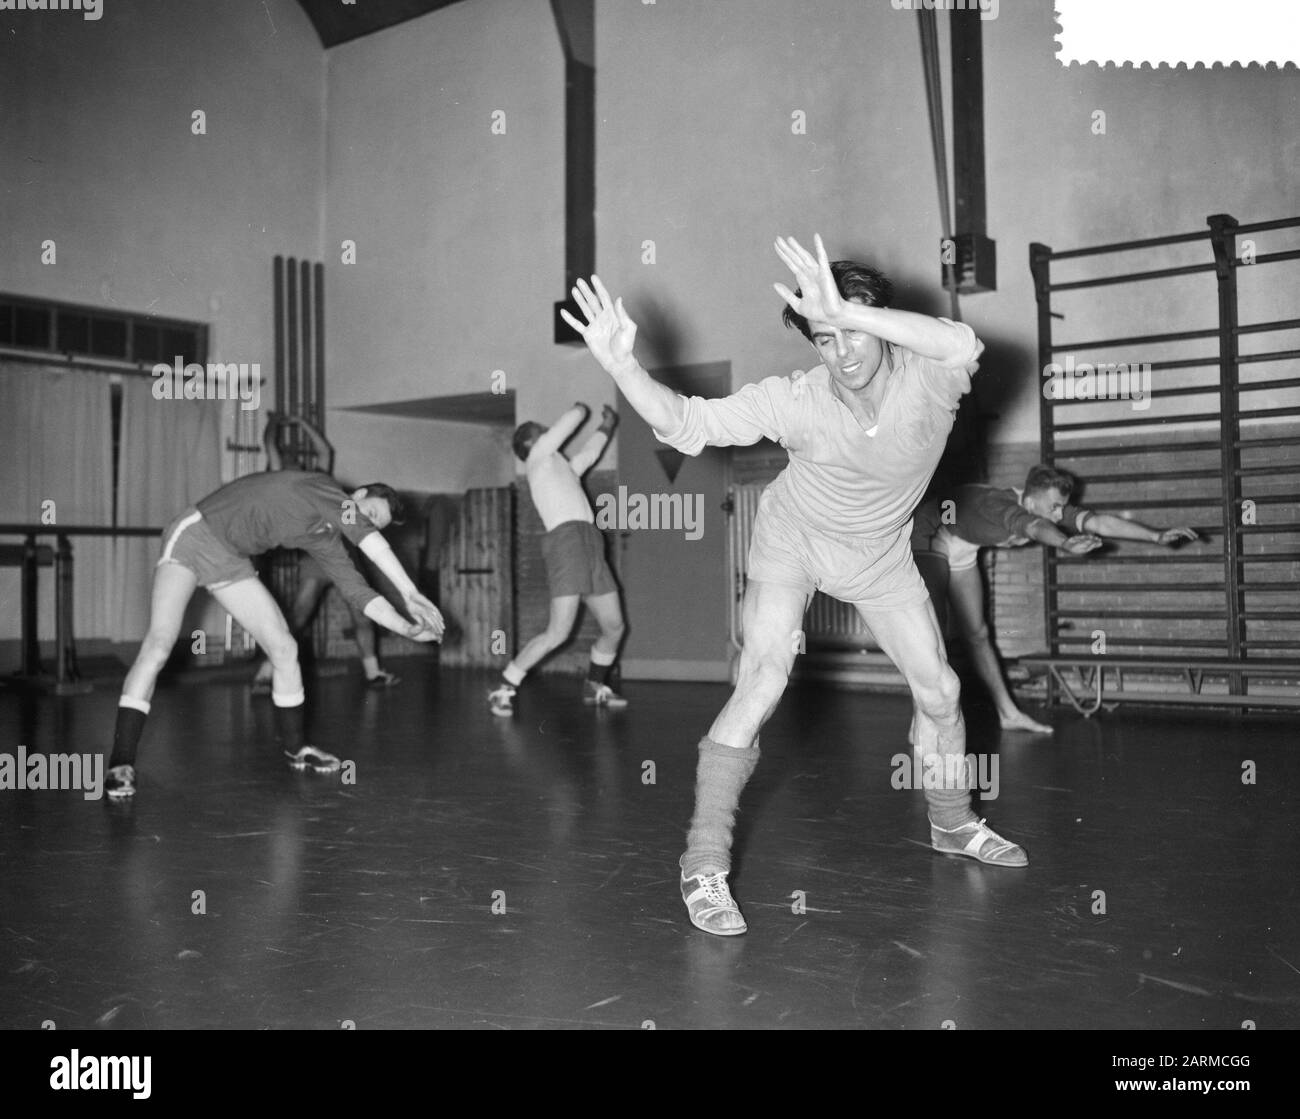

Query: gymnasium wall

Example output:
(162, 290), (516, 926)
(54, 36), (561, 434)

(322, 0), (602, 493)
(0, 0), (326, 387)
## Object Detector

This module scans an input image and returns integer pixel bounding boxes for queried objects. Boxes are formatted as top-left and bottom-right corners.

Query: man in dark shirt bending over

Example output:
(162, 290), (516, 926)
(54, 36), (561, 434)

(105, 470), (444, 799)
(911, 464), (1197, 734)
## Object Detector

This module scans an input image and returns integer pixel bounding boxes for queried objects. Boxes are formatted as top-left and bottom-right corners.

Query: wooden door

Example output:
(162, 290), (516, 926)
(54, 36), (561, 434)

(437, 487), (514, 667)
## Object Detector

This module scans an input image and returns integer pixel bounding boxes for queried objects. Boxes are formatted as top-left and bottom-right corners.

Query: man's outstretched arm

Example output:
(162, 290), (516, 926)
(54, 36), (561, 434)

(775, 234), (981, 368)
(560, 277), (685, 434)
(562, 276), (788, 455)
(1080, 513), (1198, 546)
(530, 404), (590, 458)
(569, 406), (618, 476)
(358, 532), (446, 638)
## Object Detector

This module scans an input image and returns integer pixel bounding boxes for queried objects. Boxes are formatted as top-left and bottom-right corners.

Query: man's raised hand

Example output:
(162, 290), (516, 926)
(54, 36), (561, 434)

(560, 276), (638, 375)
(774, 234), (844, 326)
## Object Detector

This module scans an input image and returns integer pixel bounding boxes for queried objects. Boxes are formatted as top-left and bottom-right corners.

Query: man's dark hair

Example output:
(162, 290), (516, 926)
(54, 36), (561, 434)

(357, 482), (405, 525)
(1024, 464), (1076, 500)
(512, 421), (547, 462)
(781, 261), (894, 342)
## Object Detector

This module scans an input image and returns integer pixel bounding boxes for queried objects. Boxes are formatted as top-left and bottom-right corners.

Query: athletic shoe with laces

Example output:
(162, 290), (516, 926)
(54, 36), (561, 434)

(105, 764), (136, 800)
(487, 683), (516, 717)
(583, 681), (628, 708)
(680, 869), (747, 936)
(930, 816), (1028, 867)
(283, 745), (341, 773)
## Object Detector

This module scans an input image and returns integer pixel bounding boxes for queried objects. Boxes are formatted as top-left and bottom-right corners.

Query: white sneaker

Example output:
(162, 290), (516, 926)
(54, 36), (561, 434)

(680, 869), (747, 936)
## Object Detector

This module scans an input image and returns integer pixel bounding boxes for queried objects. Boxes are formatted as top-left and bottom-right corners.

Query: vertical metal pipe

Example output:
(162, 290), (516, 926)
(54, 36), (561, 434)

(286, 258), (300, 464)
(54, 534), (73, 686)
(273, 256), (285, 417)
(1209, 213), (1244, 695)
(1029, 242), (1057, 706)
(314, 262), (326, 434)
(21, 534), (39, 676)
(300, 258), (313, 467)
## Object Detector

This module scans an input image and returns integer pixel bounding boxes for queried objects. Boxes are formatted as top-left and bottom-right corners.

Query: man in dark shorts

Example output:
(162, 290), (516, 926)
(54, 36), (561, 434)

(911, 465), (1198, 733)
(251, 413), (402, 690)
(561, 234), (1027, 938)
(487, 403), (627, 715)
(104, 470), (444, 799)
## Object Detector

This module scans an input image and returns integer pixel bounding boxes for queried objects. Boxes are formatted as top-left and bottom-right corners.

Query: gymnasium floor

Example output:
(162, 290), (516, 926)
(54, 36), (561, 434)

(1, 665), (1296, 1031)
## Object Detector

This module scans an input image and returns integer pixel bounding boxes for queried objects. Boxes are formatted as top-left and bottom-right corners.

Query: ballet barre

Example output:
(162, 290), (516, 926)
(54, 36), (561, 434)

(0, 523), (161, 695)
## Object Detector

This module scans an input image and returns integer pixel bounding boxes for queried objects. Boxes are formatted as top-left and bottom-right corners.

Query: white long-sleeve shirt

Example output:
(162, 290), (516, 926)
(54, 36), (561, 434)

(653, 338), (976, 540)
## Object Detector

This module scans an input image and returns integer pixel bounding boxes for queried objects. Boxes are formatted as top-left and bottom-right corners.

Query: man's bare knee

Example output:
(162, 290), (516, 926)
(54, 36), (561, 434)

(737, 651), (793, 699)
(137, 630), (177, 671)
(961, 624), (991, 648)
(915, 665), (962, 722)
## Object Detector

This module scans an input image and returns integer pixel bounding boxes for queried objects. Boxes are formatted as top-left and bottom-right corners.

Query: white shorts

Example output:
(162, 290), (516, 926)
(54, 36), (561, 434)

(746, 487), (929, 609)
(914, 525), (981, 572)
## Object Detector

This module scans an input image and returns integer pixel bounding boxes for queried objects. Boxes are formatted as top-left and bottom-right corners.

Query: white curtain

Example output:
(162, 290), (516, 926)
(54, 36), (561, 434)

(112, 378), (223, 641)
(0, 363), (114, 643)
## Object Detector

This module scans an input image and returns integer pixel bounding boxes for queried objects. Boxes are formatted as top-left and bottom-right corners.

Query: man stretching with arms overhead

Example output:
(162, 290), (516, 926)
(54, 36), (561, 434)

(489, 403), (628, 714)
(561, 235), (1029, 936)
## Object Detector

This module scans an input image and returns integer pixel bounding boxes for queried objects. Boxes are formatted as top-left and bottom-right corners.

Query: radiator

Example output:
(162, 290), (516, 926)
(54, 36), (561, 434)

(726, 484), (877, 650)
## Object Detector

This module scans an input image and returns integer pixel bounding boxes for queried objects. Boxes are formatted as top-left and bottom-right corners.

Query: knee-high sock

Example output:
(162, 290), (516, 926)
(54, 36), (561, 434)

(272, 690), (306, 752)
(681, 736), (760, 879)
(923, 750), (977, 830)
(108, 697), (150, 768)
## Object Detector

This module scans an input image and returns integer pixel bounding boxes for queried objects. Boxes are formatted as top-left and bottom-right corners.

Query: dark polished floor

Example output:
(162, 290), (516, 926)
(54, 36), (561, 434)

(1, 662), (1297, 1031)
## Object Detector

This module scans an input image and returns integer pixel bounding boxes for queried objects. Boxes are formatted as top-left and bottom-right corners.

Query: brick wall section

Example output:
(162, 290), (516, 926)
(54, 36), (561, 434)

(514, 468), (620, 676)
(984, 442), (1046, 658)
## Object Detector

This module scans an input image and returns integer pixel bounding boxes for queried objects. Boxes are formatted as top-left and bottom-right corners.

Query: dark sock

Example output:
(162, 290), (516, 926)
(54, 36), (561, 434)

(681, 736), (760, 879)
(273, 702), (305, 752)
(108, 704), (148, 768)
(587, 660), (612, 686)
